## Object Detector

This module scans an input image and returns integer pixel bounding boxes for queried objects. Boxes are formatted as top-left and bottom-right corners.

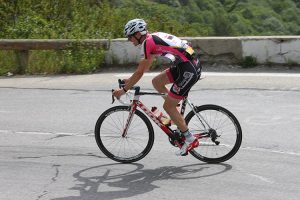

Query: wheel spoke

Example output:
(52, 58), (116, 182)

(95, 106), (154, 163)
(186, 105), (242, 163)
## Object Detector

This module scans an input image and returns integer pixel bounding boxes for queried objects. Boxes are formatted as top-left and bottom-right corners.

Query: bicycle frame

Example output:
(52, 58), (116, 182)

(120, 89), (211, 147)
(122, 93), (174, 138)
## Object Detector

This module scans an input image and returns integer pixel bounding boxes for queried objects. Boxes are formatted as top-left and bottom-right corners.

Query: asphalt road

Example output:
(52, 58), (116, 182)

(0, 71), (300, 200)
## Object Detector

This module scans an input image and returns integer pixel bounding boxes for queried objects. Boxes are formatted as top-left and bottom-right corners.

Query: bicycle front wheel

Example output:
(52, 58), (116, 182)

(185, 104), (242, 163)
(95, 106), (154, 163)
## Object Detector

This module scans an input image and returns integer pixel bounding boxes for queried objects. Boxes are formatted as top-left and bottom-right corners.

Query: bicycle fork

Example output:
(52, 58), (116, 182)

(186, 99), (211, 131)
(122, 102), (138, 137)
(186, 100), (221, 145)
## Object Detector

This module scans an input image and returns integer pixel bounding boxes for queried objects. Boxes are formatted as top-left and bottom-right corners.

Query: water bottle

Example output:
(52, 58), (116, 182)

(151, 107), (171, 126)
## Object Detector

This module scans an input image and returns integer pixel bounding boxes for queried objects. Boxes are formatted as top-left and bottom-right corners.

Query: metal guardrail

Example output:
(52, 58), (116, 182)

(0, 39), (110, 50)
(0, 39), (110, 73)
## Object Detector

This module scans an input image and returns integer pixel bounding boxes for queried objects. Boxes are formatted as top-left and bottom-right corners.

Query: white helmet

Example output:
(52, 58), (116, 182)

(124, 19), (147, 37)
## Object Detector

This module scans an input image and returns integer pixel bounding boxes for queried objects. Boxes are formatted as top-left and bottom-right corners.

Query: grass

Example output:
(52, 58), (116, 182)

(0, 48), (105, 76)
(241, 56), (258, 68)
(0, 51), (18, 75)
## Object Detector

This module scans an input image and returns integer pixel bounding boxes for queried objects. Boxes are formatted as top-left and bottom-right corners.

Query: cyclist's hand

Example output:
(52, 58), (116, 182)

(112, 88), (125, 99)
(122, 79), (130, 85)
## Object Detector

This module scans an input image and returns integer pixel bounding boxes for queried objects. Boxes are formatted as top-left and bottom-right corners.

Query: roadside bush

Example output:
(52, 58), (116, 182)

(0, 47), (105, 76)
(241, 56), (258, 68)
(0, 51), (18, 75)
(59, 42), (105, 74)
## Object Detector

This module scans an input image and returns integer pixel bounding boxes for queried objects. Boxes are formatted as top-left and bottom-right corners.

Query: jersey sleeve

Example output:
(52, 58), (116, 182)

(140, 37), (153, 60)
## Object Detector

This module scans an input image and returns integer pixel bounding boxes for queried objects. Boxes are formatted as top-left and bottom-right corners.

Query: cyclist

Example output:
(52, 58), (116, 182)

(113, 19), (202, 156)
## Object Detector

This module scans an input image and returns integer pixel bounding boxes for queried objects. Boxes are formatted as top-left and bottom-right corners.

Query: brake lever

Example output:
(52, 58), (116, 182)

(118, 79), (125, 89)
(111, 89), (115, 104)
(112, 80), (126, 104)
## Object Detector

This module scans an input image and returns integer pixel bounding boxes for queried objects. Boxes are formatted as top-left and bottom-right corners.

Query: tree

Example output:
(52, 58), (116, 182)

(213, 13), (235, 36)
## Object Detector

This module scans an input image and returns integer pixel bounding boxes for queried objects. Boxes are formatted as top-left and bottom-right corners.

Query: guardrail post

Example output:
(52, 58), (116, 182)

(15, 50), (29, 74)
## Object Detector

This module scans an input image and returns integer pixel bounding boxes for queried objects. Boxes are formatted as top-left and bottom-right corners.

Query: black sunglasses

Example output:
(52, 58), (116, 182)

(127, 33), (136, 40)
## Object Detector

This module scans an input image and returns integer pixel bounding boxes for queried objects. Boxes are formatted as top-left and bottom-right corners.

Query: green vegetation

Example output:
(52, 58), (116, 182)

(27, 47), (105, 74)
(241, 56), (257, 68)
(1, 0), (300, 75)
(0, 46), (105, 75)
(2, 0), (300, 39)
(0, 51), (17, 75)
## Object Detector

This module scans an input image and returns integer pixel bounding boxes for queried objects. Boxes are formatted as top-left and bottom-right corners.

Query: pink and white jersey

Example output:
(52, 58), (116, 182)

(140, 32), (194, 63)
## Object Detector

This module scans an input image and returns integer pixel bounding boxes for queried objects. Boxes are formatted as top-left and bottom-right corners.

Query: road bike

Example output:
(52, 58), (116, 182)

(95, 80), (242, 163)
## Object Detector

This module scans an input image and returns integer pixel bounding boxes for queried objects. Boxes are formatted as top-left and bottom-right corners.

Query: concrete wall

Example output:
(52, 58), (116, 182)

(105, 40), (140, 65)
(241, 36), (300, 64)
(105, 36), (300, 65)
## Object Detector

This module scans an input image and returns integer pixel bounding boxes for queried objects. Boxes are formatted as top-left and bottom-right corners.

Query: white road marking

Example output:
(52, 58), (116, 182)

(0, 130), (92, 137)
(248, 173), (274, 184)
(203, 72), (300, 77)
(1, 129), (299, 156)
(236, 167), (275, 184)
(241, 146), (300, 156)
(115, 73), (159, 77)
(115, 72), (300, 78)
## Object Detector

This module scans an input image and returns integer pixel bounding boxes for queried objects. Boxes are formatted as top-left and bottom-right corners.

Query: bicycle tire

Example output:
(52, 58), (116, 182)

(185, 104), (242, 163)
(95, 106), (154, 163)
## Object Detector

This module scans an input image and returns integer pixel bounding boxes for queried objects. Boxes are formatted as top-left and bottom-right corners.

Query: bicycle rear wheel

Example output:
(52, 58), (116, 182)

(95, 106), (154, 163)
(185, 104), (242, 163)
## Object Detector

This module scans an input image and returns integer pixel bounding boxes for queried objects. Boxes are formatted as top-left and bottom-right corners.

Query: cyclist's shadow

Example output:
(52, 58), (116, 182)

(52, 162), (232, 200)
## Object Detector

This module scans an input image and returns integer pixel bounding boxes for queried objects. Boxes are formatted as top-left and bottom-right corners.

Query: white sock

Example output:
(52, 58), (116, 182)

(181, 130), (195, 143)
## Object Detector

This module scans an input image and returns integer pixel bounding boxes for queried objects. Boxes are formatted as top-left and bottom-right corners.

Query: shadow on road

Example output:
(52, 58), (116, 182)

(52, 162), (232, 200)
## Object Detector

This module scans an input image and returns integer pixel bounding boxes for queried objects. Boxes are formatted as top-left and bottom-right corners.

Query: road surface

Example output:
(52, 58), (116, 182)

(0, 71), (299, 200)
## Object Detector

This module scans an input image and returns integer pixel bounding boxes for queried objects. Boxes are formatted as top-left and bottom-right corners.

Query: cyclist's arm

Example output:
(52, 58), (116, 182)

(123, 57), (153, 91)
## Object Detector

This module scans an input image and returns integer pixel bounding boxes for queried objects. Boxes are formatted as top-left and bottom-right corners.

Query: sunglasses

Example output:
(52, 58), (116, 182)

(127, 33), (135, 40)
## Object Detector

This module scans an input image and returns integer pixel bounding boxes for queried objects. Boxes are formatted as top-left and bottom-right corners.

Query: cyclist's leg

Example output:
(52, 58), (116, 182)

(152, 69), (171, 95)
(164, 95), (199, 155)
(159, 62), (200, 131)
(163, 95), (187, 132)
(165, 61), (201, 154)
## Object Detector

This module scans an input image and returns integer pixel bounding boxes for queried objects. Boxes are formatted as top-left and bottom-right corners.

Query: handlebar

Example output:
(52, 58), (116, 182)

(118, 79), (126, 89)
(117, 79), (140, 93)
(112, 79), (140, 104)
(111, 79), (165, 104)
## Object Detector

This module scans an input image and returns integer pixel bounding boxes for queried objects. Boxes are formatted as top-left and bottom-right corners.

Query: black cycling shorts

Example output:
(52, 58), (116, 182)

(166, 58), (202, 100)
